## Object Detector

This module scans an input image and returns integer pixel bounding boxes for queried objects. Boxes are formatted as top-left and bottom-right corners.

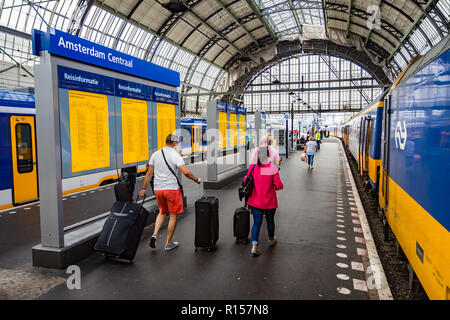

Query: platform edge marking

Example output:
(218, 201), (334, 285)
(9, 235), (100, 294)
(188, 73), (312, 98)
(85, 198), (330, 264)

(340, 142), (393, 300)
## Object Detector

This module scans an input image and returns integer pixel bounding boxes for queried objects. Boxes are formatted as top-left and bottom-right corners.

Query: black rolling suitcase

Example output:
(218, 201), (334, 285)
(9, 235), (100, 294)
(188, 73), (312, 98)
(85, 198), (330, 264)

(233, 206), (250, 244)
(94, 196), (149, 262)
(195, 194), (219, 252)
(114, 172), (133, 202)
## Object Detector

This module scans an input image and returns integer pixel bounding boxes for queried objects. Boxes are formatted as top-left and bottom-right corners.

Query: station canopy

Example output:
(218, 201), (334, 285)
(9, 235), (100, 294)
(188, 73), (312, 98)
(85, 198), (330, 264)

(0, 0), (448, 115)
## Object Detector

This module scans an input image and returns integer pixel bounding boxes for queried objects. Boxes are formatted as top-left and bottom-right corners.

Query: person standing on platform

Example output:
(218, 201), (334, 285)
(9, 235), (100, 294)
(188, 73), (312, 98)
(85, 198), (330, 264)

(121, 165), (137, 199)
(304, 136), (318, 169)
(250, 135), (282, 168)
(244, 146), (284, 256)
(139, 134), (202, 251)
(315, 131), (321, 151)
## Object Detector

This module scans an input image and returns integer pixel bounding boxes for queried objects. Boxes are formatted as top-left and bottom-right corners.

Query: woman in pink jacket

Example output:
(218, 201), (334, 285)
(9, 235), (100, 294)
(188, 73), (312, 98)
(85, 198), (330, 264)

(244, 146), (284, 256)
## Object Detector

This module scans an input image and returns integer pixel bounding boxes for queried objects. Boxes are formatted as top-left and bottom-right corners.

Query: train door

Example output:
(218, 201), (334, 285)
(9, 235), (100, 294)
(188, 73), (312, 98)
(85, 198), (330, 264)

(10, 115), (38, 204)
(358, 118), (364, 173)
(381, 94), (391, 205)
(192, 126), (199, 153)
(362, 117), (371, 175)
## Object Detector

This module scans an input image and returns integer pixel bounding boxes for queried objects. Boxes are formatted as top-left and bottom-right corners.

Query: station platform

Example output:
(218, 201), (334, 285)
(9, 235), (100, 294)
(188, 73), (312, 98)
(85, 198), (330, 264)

(0, 139), (390, 300)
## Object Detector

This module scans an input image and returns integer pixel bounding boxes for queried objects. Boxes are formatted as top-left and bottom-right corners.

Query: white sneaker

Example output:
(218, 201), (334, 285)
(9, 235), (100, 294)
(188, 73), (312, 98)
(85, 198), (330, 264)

(164, 241), (180, 251)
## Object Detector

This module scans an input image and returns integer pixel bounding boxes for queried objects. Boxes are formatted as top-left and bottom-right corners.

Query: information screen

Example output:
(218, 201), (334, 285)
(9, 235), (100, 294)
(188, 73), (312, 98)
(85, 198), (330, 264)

(239, 114), (246, 145)
(230, 113), (237, 147)
(68, 90), (110, 172)
(121, 97), (149, 164)
(157, 102), (176, 150)
(218, 111), (227, 149)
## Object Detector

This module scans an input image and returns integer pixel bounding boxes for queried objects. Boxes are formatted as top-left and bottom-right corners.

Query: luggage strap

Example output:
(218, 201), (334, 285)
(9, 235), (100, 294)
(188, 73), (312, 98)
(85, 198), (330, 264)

(161, 149), (184, 198)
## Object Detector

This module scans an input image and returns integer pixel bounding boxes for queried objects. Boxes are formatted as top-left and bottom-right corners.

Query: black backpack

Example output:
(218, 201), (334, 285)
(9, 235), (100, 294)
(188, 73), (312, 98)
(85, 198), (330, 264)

(239, 165), (256, 203)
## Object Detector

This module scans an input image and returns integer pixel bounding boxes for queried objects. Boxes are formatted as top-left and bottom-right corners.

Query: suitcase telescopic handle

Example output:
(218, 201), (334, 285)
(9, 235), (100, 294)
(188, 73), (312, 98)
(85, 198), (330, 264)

(199, 182), (207, 198)
(135, 194), (146, 210)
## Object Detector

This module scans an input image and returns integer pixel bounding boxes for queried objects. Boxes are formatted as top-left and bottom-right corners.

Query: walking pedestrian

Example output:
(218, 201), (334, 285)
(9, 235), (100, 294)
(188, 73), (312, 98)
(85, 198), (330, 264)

(244, 146), (283, 256)
(139, 134), (202, 251)
(304, 136), (318, 169)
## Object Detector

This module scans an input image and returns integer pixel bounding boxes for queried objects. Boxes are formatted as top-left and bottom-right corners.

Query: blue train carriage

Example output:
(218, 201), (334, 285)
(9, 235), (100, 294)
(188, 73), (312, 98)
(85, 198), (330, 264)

(0, 91), (37, 210)
(346, 90), (388, 190)
(180, 117), (207, 159)
(379, 37), (450, 300)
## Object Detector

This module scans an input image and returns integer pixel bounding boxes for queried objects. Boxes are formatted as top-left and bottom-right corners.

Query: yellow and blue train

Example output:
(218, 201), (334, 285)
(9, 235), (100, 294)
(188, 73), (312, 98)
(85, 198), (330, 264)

(180, 117), (207, 158)
(0, 90), (153, 210)
(339, 37), (449, 300)
(0, 90), (180, 210)
(0, 91), (38, 210)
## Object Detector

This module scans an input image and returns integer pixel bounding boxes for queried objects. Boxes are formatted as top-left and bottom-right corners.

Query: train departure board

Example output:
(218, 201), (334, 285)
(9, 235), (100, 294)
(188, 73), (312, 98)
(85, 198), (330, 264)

(218, 111), (227, 149)
(157, 103), (176, 150)
(239, 114), (246, 145)
(230, 113), (237, 147)
(121, 98), (149, 164)
(68, 90), (110, 172)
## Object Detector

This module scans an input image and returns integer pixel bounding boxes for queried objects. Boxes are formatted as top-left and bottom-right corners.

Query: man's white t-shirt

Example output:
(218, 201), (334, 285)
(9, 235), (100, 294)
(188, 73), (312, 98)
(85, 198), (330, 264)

(149, 147), (185, 191)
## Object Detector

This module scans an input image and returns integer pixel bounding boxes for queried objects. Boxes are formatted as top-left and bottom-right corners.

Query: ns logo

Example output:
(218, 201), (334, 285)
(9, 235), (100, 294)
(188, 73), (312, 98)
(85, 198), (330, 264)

(394, 121), (407, 150)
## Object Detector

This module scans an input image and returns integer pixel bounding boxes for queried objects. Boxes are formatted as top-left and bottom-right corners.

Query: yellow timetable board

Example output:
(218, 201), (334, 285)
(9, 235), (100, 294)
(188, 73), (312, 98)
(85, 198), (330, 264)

(230, 113), (237, 147)
(121, 98), (149, 164)
(68, 90), (110, 172)
(218, 111), (227, 149)
(157, 103), (176, 150)
(239, 114), (246, 145)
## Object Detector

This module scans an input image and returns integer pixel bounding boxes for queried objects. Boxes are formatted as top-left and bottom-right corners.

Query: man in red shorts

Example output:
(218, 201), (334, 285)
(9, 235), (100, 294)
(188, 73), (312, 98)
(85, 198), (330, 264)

(139, 134), (201, 251)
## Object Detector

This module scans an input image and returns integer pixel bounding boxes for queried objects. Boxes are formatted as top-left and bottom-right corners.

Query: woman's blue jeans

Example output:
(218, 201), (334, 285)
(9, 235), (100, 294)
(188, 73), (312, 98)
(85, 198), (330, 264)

(250, 207), (276, 246)
(307, 154), (314, 165)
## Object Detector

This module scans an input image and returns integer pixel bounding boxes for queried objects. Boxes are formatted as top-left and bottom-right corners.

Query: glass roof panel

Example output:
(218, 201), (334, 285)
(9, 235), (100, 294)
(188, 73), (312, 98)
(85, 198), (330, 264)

(257, 0), (324, 35)
(436, 0), (450, 18)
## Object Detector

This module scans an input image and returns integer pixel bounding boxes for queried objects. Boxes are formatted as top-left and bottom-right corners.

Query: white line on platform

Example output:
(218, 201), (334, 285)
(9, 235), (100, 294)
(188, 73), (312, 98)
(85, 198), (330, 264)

(340, 142), (393, 300)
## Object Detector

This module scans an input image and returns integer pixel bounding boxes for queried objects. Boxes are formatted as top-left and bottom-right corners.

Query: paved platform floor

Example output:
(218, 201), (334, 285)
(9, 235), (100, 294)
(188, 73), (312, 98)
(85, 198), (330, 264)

(0, 139), (381, 300)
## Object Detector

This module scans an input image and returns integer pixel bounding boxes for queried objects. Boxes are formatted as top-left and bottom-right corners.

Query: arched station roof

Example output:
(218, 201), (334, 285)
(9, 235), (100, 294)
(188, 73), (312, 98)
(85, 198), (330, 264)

(0, 0), (448, 111)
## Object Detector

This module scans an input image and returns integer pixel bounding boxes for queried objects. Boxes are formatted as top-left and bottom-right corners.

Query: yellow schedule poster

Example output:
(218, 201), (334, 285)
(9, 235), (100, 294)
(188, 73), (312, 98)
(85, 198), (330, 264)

(239, 114), (246, 145)
(68, 90), (110, 172)
(121, 98), (149, 164)
(230, 113), (237, 147)
(218, 111), (227, 149)
(157, 103), (176, 150)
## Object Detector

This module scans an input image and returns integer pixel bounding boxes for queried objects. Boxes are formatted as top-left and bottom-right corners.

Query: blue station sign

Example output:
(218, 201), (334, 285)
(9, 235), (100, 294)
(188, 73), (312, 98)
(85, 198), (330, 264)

(227, 104), (237, 114)
(217, 102), (227, 112)
(33, 29), (180, 87)
(237, 106), (247, 115)
(58, 66), (178, 103)
(58, 65), (115, 95)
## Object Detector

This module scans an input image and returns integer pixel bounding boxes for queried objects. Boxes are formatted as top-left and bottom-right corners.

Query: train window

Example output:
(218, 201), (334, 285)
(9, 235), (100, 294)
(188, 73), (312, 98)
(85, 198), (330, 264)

(15, 123), (33, 173)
